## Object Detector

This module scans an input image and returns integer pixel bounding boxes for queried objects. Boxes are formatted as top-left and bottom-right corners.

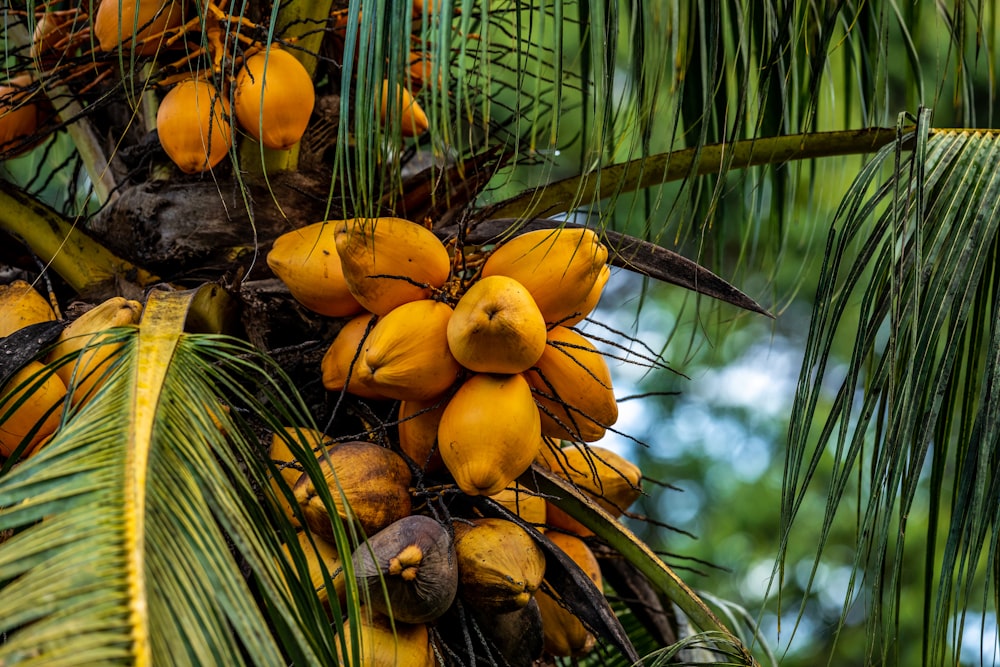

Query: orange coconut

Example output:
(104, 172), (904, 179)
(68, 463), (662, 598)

(157, 77), (233, 174)
(234, 45), (316, 150)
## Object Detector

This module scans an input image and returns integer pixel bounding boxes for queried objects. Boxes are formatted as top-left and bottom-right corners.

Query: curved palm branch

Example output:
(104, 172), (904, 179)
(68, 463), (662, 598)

(0, 290), (348, 665)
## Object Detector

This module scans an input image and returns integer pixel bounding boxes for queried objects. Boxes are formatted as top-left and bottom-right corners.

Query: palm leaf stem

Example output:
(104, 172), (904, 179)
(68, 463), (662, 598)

(0, 185), (158, 296)
(520, 466), (758, 666)
(488, 126), (915, 220)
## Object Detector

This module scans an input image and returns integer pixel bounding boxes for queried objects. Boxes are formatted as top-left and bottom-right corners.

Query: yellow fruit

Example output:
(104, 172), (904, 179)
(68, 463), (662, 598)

(157, 77), (233, 174)
(406, 50), (437, 90)
(411, 0), (434, 16)
(453, 518), (545, 613)
(320, 314), (387, 400)
(293, 441), (412, 539)
(525, 326), (616, 442)
(267, 221), (363, 317)
(544, 501), (592, 537)
(337, 613), (436, 667)
(269, 427), (337, 524)
(481, 228), (608, 325)
(352, 515), (458, 624)
(0, 280), (56, 338)
(562, 263), (610, 327)
(0, 75), (46, 157)
(234, 45), (316, 150)
(536, 532), (601, 656)
(537, 444), (642, 516)
(488, 481), (546, 528)
(380, 80), (429, 137)
(334, 218), (451, 315)
(363, 300), (460, 401)
(0, 361), (66, 458)
(397, 396), (447, 472)
(94, 0), (182, 55)
(438, 373), (541, 496)
(280, 530), (343, 607)
(24, 432), (54, 458)
(446, 275), (547, 374)
(47, 297), (143, 406)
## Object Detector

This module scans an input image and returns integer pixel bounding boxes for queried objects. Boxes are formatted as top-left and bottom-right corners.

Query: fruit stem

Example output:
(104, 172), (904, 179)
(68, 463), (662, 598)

(272, 0), (332, 78)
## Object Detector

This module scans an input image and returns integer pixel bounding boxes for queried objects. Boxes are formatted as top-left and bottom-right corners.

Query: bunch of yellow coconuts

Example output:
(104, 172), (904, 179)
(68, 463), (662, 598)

(1, 0), (433, 166)
(266, 216), (645, 661)
(267, 216), (619, 496)
(0, 282), (142, 461)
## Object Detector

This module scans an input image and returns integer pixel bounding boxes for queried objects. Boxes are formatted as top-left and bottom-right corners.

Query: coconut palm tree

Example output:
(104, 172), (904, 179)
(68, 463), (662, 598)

(0, 1), (996, 665)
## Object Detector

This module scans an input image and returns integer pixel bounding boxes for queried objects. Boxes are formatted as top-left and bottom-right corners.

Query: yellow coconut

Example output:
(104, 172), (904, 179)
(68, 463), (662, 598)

(269, 427), (338, 524)
(279, 529), (343, 607)
(525, 326), (616, 442)
(438, 373), (540, 496)
(0, 75), (46, 157)
(336, 613), (436, 667)
(320, 313), (386, 400)
(234, 45), (316, 150)
(537, 444), (642, 515)
(32, 12), (71, 62)
(536, 532), (601, 656)
(398, 395), (448, 473)
(94, 0), (182, 55)
(446, 275), (547, 374)
(293, 441), (412, 540)
(157, 77), (233, 174)
(453, 518), (546, 613)
(380, 80), (429, 137)
(46, 297), (143, 406)
(0, 361), (66, 459)
(267, 221), (363, 317)
(0, 280), (56, 338)
(481, 228), (608, 325)
(488, 481), (547, 528)
(561, 263), (610, 327)
(334, 217), (451, 315)
(363, 300), (461, 401)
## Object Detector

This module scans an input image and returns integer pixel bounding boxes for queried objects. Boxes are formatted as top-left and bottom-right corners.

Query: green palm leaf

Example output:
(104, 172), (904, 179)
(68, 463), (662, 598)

(783, 113), (1000, 663)
(0, 290), (345, 666)
(520, 466), (758, 666)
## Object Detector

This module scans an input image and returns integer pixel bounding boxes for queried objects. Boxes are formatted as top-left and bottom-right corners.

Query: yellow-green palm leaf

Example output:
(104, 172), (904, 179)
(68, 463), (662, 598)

(0, 290), (343, 666)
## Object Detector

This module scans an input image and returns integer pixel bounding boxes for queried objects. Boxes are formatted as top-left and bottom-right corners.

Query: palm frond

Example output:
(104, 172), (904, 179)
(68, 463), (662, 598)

(520, 465), (758, 665)
(0, 290), (346, 665)
(782, 113), (1000, 663)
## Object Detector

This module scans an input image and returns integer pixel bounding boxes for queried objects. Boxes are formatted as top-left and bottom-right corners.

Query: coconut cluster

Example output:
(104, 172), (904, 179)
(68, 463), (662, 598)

(154, 42), (317, 174)
(267, 217), (619, 494)
(94, 0), (317, 171)
(267, 423), (644, 661)
(3, 0), (432, 167)
(264, 216), (645, 659)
